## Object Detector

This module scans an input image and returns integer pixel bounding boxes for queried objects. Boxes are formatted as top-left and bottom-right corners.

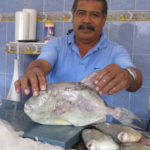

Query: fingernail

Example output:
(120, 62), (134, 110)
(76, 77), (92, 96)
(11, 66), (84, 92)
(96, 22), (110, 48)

(24, 89), (29, 95)
(96, 87), (99, 91)
(33, 91), (38, 97)
(99, 91), (102, 95)
(95, 80), (98, 84)
(41, 85), (46, 90)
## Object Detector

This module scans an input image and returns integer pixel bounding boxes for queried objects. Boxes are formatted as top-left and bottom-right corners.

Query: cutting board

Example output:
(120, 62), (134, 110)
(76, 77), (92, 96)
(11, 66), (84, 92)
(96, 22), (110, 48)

(0, 99), (84, 150)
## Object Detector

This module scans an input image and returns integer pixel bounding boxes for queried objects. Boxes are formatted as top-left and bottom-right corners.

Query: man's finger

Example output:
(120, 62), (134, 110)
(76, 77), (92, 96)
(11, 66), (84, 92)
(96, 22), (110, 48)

(20, 76), (30, 95)
(29, 74), (40, 96)
(14, 80), (21, 93)
(36, 71), (47, 91)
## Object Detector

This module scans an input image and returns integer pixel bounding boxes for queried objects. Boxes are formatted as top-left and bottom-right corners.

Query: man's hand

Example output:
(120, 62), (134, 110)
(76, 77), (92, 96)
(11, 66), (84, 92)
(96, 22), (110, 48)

(94, 64), (142, 95)
(14, 59), (51, 96)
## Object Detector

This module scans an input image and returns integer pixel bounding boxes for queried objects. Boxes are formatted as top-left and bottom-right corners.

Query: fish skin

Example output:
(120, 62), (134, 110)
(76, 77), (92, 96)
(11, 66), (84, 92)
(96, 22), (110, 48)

(24, 72), (140, 127)
(94, 122), (142, 143)
(82, 129), (119, 150)
(138, 138), (150, 146)
(120, 143), (150, 150)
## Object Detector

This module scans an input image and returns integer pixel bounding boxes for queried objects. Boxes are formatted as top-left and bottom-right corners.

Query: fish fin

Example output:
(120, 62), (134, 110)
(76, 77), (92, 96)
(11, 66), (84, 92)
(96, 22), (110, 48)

(80, 72), (98, 89)
(112, 107), (141, 128)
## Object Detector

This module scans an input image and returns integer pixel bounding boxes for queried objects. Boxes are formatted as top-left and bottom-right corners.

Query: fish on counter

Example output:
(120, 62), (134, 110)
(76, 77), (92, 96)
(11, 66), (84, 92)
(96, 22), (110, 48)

(82, 128), (119, 150)
(120, 143), (150, 150)
(138, 138), (150, 146)
(94, 122), (142, 143)
(24, 71), (140, 127)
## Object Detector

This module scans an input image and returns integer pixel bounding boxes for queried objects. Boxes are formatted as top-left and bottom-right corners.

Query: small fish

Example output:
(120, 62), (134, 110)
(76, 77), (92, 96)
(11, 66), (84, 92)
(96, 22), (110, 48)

(94, 122), (142, 143)
(24, 71), (140, 127)
(120, 143), (150, 150)
(82, 129), (119, 150)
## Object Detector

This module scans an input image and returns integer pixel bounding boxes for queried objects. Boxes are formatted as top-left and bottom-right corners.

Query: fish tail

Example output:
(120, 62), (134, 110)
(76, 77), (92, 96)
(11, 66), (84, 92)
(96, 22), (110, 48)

(112, 107), (141, 128)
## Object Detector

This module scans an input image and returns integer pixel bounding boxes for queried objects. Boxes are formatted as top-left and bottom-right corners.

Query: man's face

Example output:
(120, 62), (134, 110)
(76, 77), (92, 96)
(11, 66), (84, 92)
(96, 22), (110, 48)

(72, 0), (106, 42)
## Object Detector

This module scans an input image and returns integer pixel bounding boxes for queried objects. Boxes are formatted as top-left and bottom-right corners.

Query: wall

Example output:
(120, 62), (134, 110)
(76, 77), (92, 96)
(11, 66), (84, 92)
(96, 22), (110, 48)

(0, 0), (150, 130)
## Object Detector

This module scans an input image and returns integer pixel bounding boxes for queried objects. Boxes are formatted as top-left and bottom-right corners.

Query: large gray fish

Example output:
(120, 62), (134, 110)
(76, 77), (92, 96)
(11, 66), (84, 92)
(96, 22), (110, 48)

(120, 143), (150, 150)
(82, 129), (119, 150)
(24, 71), (140, 127)
(94, 122), (142, 143)
(138, 138), (150, 146)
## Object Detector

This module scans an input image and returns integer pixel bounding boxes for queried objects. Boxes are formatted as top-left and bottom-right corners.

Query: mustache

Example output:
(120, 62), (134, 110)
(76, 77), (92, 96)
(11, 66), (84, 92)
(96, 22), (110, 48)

(78, 24), (95, 31)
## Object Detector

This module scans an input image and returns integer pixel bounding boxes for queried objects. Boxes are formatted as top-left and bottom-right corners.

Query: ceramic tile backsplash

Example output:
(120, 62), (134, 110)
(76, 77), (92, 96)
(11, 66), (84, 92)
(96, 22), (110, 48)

(130, 88), (150, 118)
(0, 74), (6, 98)
(133, 54), (150, 87)
(24, 0), (44, 12)
(44, 0), (64, 12)
(108, 21), (134, 53)
(0, 23), (7, 47)
(0, 0), (150, 130)
(0, 0), (7, 13)
(0, 48), (6, 74)
(133, 22), (150, 54)
(111, 0), (135, 10)
(7, 0), (24, 12)
(136, 0), (150, 10)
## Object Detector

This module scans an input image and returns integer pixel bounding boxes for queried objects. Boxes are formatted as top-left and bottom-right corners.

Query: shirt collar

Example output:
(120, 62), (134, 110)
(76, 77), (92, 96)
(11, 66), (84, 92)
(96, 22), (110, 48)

(67, 31), (108, 56)
(68, 31), (107, 47)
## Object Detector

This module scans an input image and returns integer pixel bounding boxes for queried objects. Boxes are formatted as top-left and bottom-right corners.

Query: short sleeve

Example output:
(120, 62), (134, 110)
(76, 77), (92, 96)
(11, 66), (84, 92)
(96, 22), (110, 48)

(112, 45), (135, 69)
(37, 38), (58, 68)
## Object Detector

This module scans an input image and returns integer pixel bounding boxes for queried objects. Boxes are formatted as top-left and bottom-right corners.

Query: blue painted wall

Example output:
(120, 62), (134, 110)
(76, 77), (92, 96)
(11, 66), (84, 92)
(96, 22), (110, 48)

(0, 0), (150, 129)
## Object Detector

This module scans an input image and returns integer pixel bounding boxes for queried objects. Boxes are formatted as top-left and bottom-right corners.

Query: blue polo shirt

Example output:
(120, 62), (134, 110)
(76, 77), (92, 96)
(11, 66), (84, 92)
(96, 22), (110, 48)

(37, 32), (134, 122)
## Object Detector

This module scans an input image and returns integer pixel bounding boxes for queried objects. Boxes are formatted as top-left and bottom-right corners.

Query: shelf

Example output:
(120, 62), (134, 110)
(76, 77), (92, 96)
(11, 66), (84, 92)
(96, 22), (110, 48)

(5, 42), (45, 54)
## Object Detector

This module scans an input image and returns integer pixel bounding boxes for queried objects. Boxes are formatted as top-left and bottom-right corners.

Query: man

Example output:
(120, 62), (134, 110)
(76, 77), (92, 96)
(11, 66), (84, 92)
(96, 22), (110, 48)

(15, 0), (142, 103)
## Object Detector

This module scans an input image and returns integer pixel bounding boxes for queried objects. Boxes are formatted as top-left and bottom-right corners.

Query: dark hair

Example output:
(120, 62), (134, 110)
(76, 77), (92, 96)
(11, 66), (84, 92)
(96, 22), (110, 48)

(71, 0), (108, 18)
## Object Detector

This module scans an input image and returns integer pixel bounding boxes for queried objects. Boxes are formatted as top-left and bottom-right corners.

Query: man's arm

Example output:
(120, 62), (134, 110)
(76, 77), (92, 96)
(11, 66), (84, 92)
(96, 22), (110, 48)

(15, 59), (51, 96)
(94, 64), (142, 95)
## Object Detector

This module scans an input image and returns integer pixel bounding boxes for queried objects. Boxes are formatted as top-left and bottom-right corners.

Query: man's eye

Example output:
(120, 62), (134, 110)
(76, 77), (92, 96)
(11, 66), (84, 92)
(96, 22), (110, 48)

(76, 11), (85, 16)
(91, 13), (99, 17)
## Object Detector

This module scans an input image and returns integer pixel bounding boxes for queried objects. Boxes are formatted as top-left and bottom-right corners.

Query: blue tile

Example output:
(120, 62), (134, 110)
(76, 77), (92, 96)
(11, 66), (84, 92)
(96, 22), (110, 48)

(7, 0), (24, 12)
(44, 0), (64, 12)
(136, 0), (150, 10)
(0, 0), (8, 13)
(111, 0), (135, 10)
(24, 0), (44, 12)
(53, 22), (64, 36)
(0, 74), (6, 98)
(64, 22), (73, 35)
(133, 54), (150, 87)
(133, 22), (150, 54)
(6, 53), (23, 75)
(112, 90), (130, 109)
(7, 22), (15, 42)
(65, 0), (74, 11)
(106, 0), (111, 10)
(0, 48), (6, 74)
(0, 23), (7, 47)
(37, 22), (44, 42)
(108, 22), (134, 53)
(103, 22), (109, 39)
(130, 88), (150, 119)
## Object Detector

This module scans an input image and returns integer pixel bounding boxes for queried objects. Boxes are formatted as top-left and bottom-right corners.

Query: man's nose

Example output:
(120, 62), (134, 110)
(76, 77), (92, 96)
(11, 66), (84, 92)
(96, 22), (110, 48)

(82, 14), (91, 23)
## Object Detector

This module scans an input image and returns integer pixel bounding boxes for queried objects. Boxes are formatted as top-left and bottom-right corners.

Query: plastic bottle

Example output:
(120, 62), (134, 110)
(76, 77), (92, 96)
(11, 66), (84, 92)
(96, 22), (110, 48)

(44, 22), (54, 43)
